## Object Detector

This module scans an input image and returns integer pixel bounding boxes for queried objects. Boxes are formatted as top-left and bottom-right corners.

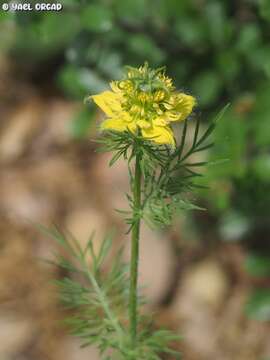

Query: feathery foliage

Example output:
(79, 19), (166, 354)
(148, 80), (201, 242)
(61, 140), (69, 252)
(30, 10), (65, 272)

(44, 226), (180, 359)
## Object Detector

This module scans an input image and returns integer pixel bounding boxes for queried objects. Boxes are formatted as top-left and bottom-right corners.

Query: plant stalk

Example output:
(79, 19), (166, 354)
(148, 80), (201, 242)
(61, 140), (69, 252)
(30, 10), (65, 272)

(129, 152), (142, 346)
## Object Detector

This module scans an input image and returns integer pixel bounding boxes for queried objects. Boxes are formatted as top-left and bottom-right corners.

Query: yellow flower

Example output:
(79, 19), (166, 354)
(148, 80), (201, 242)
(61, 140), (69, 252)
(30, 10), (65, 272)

(91, 64), (196, 146)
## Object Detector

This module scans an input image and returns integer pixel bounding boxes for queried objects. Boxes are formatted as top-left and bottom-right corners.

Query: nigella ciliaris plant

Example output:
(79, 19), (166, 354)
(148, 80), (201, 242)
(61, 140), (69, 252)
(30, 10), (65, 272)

(44, 63), (225, 360)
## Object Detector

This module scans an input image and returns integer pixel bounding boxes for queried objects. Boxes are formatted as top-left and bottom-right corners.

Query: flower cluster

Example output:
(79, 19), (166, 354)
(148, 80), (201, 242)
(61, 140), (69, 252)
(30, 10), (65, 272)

(91, 64), (196, 146)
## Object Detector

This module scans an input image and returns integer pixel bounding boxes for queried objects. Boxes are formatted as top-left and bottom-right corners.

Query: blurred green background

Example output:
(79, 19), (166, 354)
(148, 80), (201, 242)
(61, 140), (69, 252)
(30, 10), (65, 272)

(0, 0), (270, 354)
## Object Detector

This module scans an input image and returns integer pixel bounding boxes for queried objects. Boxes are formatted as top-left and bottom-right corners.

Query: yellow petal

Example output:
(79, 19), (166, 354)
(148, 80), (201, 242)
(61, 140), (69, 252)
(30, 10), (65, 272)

(169, 93), (196, 122)
(152, 116), (168, 126)
(137, 119), (151, 129)
(92, 91), (122, 117)
(121, 111), (134, 123)
(166, 111), (181, 121)
(142, 125), (175, 146)
(100, 118), (137, 133)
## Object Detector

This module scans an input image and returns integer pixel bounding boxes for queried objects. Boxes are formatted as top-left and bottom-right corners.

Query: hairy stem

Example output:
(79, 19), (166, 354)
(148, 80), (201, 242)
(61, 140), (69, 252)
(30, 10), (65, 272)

(129, 152), (142, 346)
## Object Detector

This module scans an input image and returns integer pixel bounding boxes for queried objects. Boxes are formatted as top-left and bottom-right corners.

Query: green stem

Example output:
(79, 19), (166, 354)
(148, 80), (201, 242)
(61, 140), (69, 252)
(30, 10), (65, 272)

(129, 152), (142, 346)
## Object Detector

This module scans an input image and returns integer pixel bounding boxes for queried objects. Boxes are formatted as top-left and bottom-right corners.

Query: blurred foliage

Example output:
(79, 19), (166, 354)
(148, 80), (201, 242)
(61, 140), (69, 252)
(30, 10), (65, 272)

(245, 253), (270, 278)
(245, 253), (270, 321)
(0, 0), (270, 320)
(246, 289), (270, 321)
(1, 0), (269, 104)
